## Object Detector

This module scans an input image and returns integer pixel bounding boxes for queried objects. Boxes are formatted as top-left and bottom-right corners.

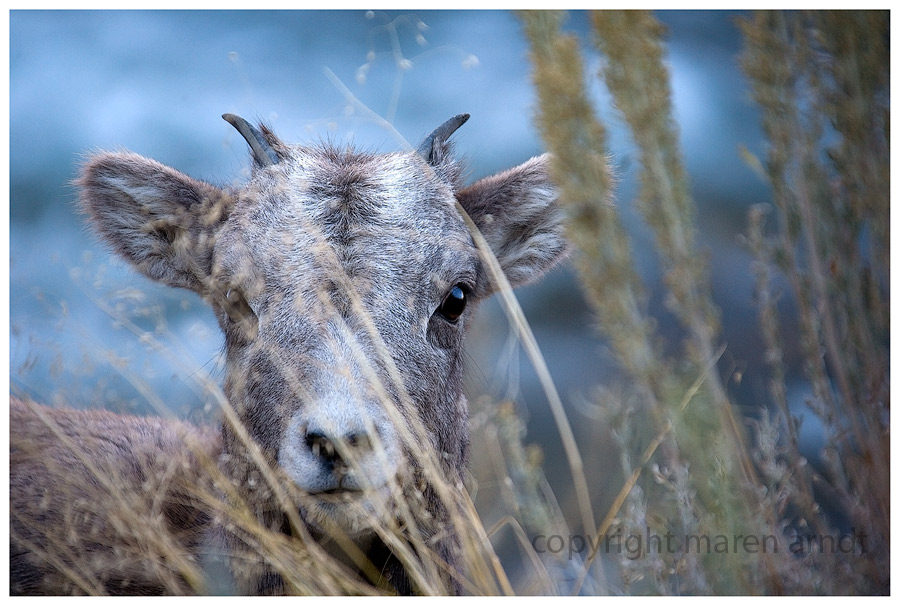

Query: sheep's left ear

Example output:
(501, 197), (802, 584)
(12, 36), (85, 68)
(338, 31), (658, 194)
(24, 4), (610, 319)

(457, 153), (568, 290)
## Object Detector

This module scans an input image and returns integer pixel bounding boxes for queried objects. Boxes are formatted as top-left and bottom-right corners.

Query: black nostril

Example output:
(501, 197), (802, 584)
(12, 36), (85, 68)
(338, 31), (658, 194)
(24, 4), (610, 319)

(305, 429), (374, 465)
(346, 432), (373, 452)
(305, 431), (338, 463)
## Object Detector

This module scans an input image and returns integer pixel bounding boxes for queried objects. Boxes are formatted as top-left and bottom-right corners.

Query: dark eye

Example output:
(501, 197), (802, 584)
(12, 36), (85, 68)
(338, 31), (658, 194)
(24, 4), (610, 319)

(221, 287), (259, 341)
(438, 284), (468, 323)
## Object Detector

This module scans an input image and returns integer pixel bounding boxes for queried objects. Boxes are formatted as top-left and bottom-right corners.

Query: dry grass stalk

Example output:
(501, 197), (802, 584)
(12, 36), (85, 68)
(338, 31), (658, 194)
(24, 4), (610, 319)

(521, 8), (888, 595)
(739, 10), (889, 593)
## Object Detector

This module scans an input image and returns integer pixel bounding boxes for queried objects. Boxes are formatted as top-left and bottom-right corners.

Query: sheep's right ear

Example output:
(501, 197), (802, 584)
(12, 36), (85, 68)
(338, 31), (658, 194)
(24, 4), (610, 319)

(77, 151), (234, 295)
(457, 153), (569, 291)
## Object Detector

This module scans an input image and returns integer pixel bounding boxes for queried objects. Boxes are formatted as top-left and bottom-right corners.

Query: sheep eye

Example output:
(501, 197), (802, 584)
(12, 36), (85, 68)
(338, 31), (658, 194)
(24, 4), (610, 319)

(438, 285), (468, 323)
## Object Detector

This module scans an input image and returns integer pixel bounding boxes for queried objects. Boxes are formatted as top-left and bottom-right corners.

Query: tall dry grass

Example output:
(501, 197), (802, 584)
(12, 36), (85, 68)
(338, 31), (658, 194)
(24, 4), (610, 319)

(520, 9), (888, 595)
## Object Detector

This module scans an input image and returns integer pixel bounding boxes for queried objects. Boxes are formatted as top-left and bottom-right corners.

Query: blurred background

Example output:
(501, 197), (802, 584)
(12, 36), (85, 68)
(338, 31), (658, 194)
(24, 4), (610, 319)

(9, 9), (798, 587)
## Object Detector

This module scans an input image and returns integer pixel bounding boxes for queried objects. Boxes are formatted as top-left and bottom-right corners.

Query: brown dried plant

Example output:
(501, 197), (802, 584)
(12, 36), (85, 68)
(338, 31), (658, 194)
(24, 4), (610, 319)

(520, 9), (888, 595)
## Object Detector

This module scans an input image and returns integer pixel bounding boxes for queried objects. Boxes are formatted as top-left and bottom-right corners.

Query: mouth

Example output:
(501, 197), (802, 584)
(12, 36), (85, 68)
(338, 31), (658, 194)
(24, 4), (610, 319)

(310, 488), (367, 503)
(299, 485), (395, 537)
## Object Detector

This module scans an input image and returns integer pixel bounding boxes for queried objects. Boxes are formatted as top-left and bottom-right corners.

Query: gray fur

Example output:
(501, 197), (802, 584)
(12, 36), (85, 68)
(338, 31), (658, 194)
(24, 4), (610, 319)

(9, 114), (568, 595)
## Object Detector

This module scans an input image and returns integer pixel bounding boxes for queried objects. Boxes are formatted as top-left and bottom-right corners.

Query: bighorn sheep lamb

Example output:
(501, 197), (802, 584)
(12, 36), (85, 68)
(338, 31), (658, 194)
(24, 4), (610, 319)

(9, 113), (567, 595)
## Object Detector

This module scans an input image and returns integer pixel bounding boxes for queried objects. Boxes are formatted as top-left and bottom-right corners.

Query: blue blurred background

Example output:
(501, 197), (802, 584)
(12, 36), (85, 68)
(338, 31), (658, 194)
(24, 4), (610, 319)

(10, 10), (808, 580)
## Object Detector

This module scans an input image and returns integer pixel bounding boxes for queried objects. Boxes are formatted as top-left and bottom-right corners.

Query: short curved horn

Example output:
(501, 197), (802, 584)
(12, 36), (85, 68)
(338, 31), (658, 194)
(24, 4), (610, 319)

(222, 113), (279, 167)
(417, 113), (470, 164)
